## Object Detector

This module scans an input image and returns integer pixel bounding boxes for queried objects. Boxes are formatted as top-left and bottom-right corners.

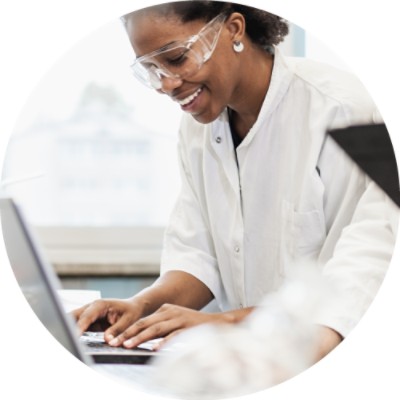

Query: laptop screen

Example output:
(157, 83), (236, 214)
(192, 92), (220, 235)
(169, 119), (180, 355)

(0, 197), (89, 362)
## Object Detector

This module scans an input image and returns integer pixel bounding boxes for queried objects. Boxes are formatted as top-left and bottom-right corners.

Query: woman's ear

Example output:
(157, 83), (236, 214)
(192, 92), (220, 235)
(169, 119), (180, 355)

(226, 12), (246, 42)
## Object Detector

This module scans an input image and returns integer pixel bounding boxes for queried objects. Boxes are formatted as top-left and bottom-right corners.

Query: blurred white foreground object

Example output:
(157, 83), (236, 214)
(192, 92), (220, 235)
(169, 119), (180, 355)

(148, 267), (338, 399)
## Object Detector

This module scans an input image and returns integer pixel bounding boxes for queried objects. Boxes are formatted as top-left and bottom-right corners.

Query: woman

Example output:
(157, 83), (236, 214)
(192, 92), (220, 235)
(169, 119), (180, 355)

(74, 1), (395, 360)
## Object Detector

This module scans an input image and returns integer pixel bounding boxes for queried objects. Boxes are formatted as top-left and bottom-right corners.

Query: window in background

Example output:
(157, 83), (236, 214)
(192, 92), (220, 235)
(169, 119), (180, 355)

(2, 19), (181, 226)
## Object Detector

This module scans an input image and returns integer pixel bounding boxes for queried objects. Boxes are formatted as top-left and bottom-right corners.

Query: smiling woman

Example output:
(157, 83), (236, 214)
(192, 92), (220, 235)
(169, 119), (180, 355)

(4, 1), (395, 398)
(0, 2), (399, 400)
(69, 4), (397, 397)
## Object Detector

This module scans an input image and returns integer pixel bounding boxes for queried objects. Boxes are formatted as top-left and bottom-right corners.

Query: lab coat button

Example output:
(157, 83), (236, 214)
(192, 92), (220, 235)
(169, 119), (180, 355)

(234, 245), (240, 253)
(216, 136), (222, 144)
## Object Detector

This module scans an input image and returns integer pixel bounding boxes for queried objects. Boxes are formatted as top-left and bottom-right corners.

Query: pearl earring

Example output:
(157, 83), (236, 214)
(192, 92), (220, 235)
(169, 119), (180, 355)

(233, 40), (244, 53)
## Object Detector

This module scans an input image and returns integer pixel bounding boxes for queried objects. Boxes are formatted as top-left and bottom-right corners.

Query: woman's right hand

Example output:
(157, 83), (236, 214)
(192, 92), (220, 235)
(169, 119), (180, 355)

(72, 298), (144, 344)
(72, 271), (215, 346)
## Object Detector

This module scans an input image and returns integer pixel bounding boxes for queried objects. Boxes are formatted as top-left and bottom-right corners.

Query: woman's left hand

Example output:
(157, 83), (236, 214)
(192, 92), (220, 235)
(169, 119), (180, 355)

(108, 303), (238, 349)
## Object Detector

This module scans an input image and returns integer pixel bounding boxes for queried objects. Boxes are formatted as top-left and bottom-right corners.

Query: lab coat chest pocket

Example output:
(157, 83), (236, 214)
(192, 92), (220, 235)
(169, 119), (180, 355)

(282, 199), (326, 258)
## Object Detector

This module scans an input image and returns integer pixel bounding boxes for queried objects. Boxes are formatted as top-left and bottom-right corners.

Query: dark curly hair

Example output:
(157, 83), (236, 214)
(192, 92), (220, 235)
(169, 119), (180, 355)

(122, 1), (289, 49)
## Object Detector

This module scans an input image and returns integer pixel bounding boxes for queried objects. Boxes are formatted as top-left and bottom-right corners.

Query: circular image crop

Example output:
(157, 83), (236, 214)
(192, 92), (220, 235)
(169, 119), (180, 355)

(1, 1), (399, 400)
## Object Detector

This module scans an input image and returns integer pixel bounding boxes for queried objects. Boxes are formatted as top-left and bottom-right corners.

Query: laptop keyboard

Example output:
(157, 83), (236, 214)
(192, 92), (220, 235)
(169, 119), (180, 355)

(82, 339), (142, 354)
(80, 331), (162, 352)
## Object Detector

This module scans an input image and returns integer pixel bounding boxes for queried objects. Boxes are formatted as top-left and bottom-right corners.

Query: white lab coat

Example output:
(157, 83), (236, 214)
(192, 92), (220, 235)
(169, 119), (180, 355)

(160, 48), (398, 337)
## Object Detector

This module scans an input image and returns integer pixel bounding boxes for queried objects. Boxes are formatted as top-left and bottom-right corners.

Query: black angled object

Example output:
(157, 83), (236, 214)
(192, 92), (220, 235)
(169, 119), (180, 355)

(328, 123), (400, 207)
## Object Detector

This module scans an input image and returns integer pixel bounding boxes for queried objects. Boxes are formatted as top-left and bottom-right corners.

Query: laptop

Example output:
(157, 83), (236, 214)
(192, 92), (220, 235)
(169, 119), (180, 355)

(0, 196), (163, 369)
(328, 123), (400, 206)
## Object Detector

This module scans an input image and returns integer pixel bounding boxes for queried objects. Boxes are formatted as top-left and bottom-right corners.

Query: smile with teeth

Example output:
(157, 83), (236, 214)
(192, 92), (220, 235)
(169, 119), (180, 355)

(177, 87), (203, 106)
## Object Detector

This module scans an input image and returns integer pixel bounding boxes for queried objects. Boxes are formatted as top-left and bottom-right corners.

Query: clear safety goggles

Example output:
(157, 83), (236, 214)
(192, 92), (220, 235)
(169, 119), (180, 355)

(130, 13), (227, 90)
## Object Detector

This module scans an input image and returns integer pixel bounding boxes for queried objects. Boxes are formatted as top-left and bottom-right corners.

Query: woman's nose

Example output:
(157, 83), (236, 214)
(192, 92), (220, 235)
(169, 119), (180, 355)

(159, 75), (183, 94)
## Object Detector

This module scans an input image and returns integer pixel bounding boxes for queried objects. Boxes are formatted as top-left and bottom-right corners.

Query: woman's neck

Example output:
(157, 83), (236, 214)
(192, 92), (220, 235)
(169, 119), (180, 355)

(228, 46), (274, 139)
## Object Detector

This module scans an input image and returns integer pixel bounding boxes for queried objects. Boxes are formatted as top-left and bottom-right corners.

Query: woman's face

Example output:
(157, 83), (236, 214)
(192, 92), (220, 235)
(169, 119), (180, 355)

(127, 12), (241, 124)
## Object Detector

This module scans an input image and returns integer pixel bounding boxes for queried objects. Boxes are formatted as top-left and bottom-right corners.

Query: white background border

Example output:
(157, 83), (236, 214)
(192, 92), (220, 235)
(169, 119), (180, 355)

(1, 1), (399, 399)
